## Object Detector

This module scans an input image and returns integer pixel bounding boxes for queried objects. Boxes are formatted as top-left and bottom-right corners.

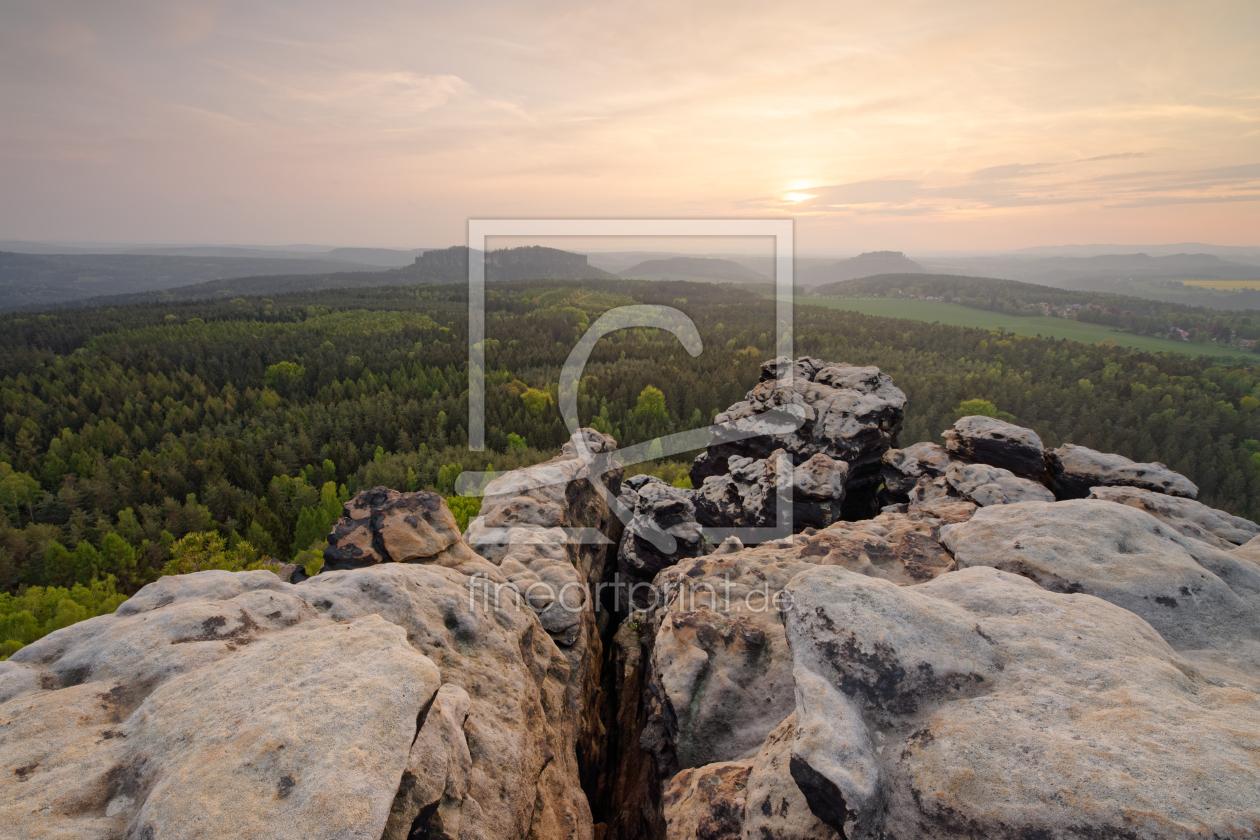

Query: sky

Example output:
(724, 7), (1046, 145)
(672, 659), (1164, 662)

(1, 0), (1257, 253)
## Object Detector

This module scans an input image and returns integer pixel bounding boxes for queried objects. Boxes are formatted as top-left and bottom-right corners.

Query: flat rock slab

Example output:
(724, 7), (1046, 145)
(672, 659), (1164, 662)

(1046, 443), (1198, 499)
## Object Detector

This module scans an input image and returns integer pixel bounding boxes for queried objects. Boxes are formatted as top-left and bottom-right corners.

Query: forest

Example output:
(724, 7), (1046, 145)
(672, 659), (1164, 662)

(816, 273), (1260, 346)
(6, 277), (1260, 655)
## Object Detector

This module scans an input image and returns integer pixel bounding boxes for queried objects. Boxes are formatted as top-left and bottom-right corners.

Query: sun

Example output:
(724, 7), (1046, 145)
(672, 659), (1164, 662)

(783, 192), (817, 203)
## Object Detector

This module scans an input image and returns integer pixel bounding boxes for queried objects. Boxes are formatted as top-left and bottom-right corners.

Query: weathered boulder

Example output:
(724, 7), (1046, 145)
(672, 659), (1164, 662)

(780, 564), (1260, 839)
(691, 357), (905, 521)
(1234, 534), (1260, 564)
(942, 414), (1046, 477)
(1046, 442), (1198, 499)
(646, 550), (812, 772)
(618, 478), (709, 585)
(880, 441), (951, 495)
(644, 504), (970, 778)
(1088, 485), (1260, 548)
(883, 440), (1051, 508)
(693, 449), (847, 532)
(0, 571), (442, 840)
(795, 505), (968, 585)
(943, 460), (1055, 506)
(324, 486), (470, 571)
(299, 562), (597, 840)
(941, 499), (1260, 658)
(1, 437), (627, 840)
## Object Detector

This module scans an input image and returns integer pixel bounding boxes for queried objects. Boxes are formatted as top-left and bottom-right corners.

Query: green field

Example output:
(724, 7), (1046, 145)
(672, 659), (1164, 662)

(797, 296), (1259, 364)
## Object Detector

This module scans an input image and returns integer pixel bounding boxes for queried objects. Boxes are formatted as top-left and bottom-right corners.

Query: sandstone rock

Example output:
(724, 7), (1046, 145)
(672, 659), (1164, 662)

(794, 509), (962, 585)
(662, 761), (753, 840)
(940, 499), (1260, 654)
(324, 487), (470, 571)
(618, 480), (709, 584)
(1089, 485), (1260, 548)
(1233, 534), (1260, 564)
(944, 460), (1055, 506)
(880, 441), (950, 495)
(1, 459), (623, 840)
(782, 564), (1260, 839)
(645, 504), (968, 775)
(0, 573), (441, 840)
(906, 474), (965, 508)
(660, 713), (842, 840)
(1046, 442), (1198, 499)
(942, 415), (1046, 477)
(691, 357), (905, 520)
(694, 449), (847, 532)
(646, 549), (814, 771)
(382, 683), (472, 840)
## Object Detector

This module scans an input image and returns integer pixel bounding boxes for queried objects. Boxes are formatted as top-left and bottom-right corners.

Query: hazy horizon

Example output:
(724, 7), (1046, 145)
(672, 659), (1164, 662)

(2, 1), (1257, 251)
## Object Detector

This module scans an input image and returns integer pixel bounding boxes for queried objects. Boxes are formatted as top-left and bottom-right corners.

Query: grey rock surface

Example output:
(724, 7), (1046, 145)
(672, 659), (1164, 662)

(324, 486), (470, 571)
(644, 504), (972, 777)
(942, 414), (1046, 477)
(0, 573), (440, 840)
(1046, 442), (1198, 499)
(780, 564), (1260, 839)
(940, 499), (1260, 656)
(880, 441), (951, 495)
(691, 357), (906, 521)
(1089, 485), (1260, 548)
(943, 460), (1055, 506)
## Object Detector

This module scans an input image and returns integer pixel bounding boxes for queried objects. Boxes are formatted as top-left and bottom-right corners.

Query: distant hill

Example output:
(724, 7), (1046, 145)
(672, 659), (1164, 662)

(798, 251), (926, 285)
(0, 251), (390, 311)
(410, 245), (616, 283)
(325, 247), (428, 267)
(617, 256), (766, 283)
(24, 246), (616, 310)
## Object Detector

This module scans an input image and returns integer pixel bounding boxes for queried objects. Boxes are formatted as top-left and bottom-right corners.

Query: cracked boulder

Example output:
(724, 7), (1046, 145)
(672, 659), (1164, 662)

(694, 450), (848, 532)
(942, 460), (1055, 506)
(942, 415), (1046, 477)
(880, 442), (951, 495)
(643, 504), (970, 779)
(1046, 443), (1198, 499)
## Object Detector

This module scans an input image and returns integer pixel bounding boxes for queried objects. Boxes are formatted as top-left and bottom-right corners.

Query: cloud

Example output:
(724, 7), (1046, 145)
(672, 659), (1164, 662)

(969, 162), (1055, 181)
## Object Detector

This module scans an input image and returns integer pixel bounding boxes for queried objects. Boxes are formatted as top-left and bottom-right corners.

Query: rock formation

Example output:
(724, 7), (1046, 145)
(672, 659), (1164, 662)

(1046, 442), (1199, 498)
(942, 414), (1046, 477)
(691, 357), (906, 521)
(4, 359), (1259, 840)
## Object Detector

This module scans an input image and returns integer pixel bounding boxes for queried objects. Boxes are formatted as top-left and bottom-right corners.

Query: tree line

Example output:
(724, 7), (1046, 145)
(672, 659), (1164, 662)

(4, 277), (1260, 619)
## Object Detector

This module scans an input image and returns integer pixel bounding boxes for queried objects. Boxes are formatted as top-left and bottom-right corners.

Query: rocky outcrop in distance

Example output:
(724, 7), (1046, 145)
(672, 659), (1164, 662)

(3, 358), (1258, 840)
